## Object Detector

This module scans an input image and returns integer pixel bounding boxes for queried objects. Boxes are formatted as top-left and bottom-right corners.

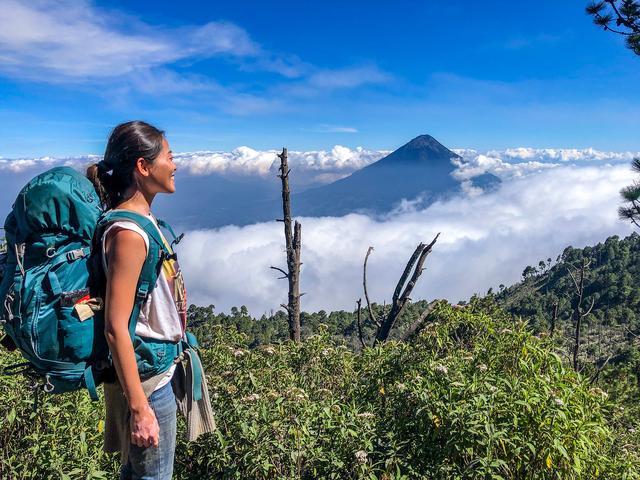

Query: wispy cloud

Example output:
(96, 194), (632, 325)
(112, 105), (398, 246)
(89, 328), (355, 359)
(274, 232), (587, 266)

(0, 0), (257, 81)
(307, 65), (391, 89)
(306, 125), (359, 133)
(279, 65), (392, 98)
(502, 33), (562, 50)
(0, 0), (392, 116)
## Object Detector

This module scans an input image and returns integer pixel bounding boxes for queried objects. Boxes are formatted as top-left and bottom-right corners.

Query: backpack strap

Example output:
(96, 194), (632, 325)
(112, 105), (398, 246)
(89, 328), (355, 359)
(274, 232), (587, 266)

(155, 218), (183, 247)
(97, 210), (172, 341)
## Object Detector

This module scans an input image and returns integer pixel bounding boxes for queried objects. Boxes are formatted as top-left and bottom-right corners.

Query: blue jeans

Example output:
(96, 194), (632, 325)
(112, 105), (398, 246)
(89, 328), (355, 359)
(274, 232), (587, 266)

(120, 382), (177, 480)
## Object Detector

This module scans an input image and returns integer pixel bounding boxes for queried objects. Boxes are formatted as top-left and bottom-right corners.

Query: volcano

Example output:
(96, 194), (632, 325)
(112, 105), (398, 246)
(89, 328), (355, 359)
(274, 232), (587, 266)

(293, 134), (499, 217)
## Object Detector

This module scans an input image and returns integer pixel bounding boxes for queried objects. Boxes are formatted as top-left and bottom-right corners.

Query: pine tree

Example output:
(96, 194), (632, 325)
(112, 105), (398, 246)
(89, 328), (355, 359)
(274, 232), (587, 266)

(619, 158), (640, 228)
(586, 1), (640, 54)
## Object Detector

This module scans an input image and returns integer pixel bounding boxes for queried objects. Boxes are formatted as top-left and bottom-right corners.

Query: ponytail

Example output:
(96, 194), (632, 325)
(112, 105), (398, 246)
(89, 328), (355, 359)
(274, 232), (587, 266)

(86, 120), (165, 210)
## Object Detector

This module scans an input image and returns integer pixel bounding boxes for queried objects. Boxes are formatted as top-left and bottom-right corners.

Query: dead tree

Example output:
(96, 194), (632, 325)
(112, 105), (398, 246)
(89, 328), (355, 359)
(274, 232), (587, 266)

(362, 234), (440, 345)
(400, 299), (441, 341)
(567, 259), (595, 372)
(355, 299), (366, 349)
(550, 301), (559, 338)
(270, 148), (302, 342)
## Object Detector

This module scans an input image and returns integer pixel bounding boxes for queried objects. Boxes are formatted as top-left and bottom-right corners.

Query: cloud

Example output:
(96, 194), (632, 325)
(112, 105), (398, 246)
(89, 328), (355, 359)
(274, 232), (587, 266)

(307, 65), (392, 89)
(279, 65), (392, 98)
(0, 0), (258, 81)
(0, 147), (387, 177)
(486, 147), (639, 164)
(451, 148), (640, 180)
(308, 125), (359, 133)
(3, 147), (637, 181)
(0, 154), (99, 173)
(0, 0), (291, 117)
(174, 145), (386, 176)
(176, 164), (636, 315)
(501, 33), (562, 50)
(0, 0), (394, 117)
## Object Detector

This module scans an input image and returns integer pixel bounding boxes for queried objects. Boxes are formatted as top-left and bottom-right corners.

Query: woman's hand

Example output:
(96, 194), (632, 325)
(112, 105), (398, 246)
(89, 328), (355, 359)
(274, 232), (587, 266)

(130, 403), (160, 448)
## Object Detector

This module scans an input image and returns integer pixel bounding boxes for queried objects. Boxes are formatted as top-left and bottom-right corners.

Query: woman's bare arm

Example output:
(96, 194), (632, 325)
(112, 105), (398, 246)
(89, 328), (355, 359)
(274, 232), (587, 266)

(104, 228), (159, 448)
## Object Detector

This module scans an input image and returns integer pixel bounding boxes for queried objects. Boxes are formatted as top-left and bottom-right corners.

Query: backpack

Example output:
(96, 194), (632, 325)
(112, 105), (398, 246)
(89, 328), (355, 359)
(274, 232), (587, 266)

(0, 166), (182, 400)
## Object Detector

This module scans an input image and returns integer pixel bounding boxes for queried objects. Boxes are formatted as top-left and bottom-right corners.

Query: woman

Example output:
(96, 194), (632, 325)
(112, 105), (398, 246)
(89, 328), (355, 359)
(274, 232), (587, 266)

(86, 121), (211, 479)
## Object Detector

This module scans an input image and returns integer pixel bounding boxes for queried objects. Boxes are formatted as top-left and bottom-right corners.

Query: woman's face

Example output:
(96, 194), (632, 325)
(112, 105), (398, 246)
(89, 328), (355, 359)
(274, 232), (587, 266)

(145, 137), (176, 195)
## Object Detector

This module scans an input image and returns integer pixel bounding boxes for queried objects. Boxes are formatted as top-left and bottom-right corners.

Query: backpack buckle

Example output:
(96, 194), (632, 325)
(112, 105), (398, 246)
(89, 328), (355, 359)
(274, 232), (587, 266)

(171, 233), (184, 248)
(66, 249), (87, 262)
(136, 282), (150, 301)
(161, 251), (177, 262)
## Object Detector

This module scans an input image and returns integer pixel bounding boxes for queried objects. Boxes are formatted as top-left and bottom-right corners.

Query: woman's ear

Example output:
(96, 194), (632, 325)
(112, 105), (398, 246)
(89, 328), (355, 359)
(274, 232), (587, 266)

(134, 157), (151, 177)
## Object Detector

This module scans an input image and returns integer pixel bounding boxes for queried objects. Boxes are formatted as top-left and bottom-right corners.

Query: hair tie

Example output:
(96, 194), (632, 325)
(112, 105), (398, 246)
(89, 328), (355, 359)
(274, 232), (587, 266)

(96, 160), (110, 173)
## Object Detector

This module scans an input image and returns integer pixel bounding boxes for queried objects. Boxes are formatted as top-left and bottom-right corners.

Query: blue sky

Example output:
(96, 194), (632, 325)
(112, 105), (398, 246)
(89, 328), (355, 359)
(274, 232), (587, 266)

(1, 0), (639, 157)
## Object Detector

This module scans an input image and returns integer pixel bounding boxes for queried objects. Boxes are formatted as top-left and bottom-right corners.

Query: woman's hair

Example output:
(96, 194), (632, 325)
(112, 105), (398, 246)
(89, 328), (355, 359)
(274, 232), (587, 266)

(87, 120), (165, 209)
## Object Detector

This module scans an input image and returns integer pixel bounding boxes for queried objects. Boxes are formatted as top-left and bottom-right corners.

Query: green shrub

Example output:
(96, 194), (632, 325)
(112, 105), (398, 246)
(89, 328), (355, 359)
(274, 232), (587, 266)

(1, 304), (638, 479)
(0, 351), (117, 479)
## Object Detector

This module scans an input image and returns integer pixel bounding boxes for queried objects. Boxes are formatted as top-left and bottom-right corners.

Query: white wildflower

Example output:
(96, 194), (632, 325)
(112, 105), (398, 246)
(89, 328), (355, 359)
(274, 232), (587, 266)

(590, 387), (608, 399)
(233, 349), (246, 358)
(435, 365), (448, 375)
(357, 412), (375, 419)
(554, 398), (564, 407)
(287, 387), (307, 401)
(354, 450), (368, 465)
(243, 393), (260, 402)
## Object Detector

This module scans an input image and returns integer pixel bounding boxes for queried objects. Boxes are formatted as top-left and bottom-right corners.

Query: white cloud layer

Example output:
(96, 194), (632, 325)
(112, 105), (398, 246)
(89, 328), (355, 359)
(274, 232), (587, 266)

(452, 147), (640, 180)
(0, 155), (100, 173)
(0, 147), (387, 177)
(3, 147), (637, 180)
(177, 164), (637, 315)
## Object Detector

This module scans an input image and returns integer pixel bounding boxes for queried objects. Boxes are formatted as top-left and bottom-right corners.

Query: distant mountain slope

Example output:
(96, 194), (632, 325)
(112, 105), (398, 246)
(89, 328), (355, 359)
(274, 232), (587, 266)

(495, 233), (640, 362)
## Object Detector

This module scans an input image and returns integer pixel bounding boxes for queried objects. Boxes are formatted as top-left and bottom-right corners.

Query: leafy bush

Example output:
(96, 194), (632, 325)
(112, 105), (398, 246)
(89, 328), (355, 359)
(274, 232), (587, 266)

(0, 352), (116, 479)
(1, 304), (638, 479)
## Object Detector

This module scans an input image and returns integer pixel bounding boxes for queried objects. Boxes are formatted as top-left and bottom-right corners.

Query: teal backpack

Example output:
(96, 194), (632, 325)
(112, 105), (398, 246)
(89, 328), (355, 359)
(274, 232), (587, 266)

(0, 166), (184, 400)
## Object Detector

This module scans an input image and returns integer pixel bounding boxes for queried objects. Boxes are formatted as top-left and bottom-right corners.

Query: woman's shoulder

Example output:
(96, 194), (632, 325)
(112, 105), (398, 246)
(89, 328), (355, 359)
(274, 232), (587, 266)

(103, 220), (150, 256)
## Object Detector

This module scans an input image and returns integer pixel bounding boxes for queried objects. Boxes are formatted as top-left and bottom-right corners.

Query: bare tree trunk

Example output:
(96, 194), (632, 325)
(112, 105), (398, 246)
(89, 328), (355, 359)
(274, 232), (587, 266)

(363, 246), (380, 330)
(400, 299), (441, 342)
(356, 299), (366, 349)
(271, 148), (302, 342)
(550, 301), (558, 338)
(568, 259), (594, 372)
(374, 234), (439, 344)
